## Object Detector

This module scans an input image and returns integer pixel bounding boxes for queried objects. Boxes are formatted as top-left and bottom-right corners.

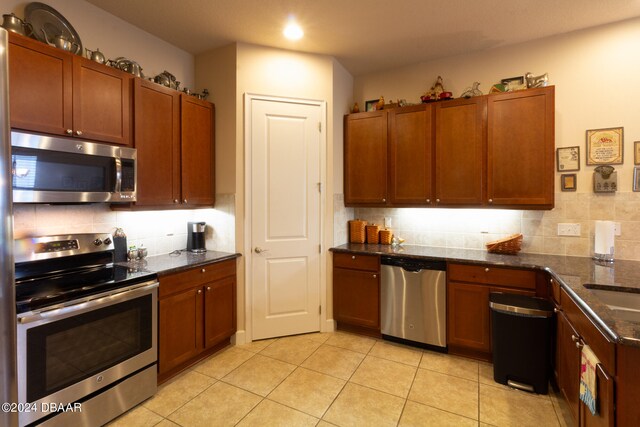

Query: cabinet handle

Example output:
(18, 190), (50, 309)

(436, 198), (440, 203)
(197, 289), (202, 294)
(173, 199), (179, 203)
(571, 334), (579, 342)
(576, 341), (584, 349)
(426, 199), (430, 203)
(484, 267), (490, 272)
(201, 268), (206, 273)
(66, 129), (73, 135)
(351, 255), (356, 260)
(488, 199), (493, 203)
(373, 274), (377, 279)
(553, 308), (559, 313)
(183, 199), (188, 204)
(75, 130), (83, 136)
(206, 286), (211, 291)
(382, 198), (386, 202)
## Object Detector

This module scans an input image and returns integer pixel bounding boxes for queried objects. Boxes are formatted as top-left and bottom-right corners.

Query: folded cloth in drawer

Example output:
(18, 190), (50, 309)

(580, 344), (599, 415)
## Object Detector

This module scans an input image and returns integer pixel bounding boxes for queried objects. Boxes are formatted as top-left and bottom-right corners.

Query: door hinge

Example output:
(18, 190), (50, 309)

(317, 182), (322, 193)
(319, 305), (322, 315)
(318, 244), (322, 253)
(318, 122), (322, 132)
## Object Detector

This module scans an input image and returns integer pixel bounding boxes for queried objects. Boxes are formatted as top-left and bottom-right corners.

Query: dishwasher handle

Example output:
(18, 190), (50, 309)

(381, 256), (446, 272)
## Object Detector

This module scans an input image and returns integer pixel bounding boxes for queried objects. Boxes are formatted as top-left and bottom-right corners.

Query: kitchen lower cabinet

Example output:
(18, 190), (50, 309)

(158, 259), (236, 383)
(9, 32), (133, 146)
(555, 308), (581, 424)
(333, 253), (381, 337)
(446, 263), (537, 361)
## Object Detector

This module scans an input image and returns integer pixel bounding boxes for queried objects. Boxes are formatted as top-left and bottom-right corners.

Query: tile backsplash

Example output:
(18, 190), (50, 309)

(13, 194), (236, 256)
(335, 192), (640, 261)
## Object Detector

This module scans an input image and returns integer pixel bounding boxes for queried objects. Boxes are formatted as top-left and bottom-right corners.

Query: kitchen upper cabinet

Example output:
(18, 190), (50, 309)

(158, 259), (237, 383)
(434, 97), (486, 206)
(487, 86), (554, 208)
(344, 111), (388, 205)
(8, 33), (132, 146)
(132, 79), (181, 207)
(181, 95), (215, 207)
(388, 104), (434, 205)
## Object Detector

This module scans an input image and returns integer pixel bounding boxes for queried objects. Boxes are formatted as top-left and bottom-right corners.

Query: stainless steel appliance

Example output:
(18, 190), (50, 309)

(0, 27), (19, 427)
(187, 221), (206, 253)
(381, 256), (447, 350)
(14, 233), (158, 426)
(11, 131), (137, 203)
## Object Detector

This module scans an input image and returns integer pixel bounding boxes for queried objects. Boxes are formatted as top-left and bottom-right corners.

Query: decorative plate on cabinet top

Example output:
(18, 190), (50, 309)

(25, 2), (82, 55)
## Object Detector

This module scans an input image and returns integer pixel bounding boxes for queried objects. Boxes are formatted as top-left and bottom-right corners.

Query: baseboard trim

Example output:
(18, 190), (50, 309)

(232, 330), (246, 345)
(323, 319), (336, 333)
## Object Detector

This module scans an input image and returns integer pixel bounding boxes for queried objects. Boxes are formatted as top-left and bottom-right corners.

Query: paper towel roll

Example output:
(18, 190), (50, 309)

(594, 220), (615, 261)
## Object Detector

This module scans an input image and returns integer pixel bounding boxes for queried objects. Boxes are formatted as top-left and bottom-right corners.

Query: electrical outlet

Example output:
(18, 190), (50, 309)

(557, 223), (581, 237)
(614, 222), (621, 236)
(384, 217), (392, 228)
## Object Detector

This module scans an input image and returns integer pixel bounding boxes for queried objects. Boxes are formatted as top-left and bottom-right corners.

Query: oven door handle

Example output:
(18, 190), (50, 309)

(18, 280), (159, 324)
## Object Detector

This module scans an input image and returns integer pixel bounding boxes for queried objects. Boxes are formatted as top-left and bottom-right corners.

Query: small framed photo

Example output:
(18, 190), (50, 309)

(365, 99), (378, 112)
(561, 174), (577, 191)
(634, 168), (640, 192)
(586, 127), (624, 165)
(501, 76), (525, 91)
(556, 146), (580, 171)
(635, 141), (640, 165)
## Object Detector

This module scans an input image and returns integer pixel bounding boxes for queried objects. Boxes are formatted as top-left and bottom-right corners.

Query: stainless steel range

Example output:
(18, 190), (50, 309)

(14, 233), (158, 427)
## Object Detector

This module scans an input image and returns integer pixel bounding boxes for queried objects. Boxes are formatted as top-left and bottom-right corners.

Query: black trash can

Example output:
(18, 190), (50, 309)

(490, 292), (555, 394)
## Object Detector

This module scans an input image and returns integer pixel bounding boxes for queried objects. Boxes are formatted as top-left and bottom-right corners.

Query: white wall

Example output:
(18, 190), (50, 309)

(7, 0), (195, 88)
(349, 17), (640, 260)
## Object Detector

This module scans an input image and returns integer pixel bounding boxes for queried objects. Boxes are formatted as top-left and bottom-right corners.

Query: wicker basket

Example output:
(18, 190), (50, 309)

(379, 229), (393, 245)
(349, 219), (367, 243)
(486, 233), (523, 255)
(366, 224), (380, 244)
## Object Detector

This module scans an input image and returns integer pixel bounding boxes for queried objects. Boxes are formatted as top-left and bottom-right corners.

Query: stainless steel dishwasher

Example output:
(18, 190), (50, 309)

(381, 256), (447, 350)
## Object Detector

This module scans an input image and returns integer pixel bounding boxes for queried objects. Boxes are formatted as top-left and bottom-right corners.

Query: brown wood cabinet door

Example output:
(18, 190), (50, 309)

(434, 97), (486, 206)
(447, 281), (491, 353)
(203, 276), (236, 349)
(181, 95), (215, 206)
(159, 287), (203, 375)
(333, 267), (380, 330)
(556, 309), (581, 425)
(487, 86), (554, 208)
(344, 111), (388, 206)
(133, 79), (181, 206)
(580, 363), (614, 427)
(72, 56), (133, 145)
(388, 105), (434, 205)
(8, 33), (73, 136)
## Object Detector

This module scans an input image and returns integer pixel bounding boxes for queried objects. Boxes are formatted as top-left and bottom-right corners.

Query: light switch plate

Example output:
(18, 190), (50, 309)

(384, 217), (392, 228)
(557, 223), (581, 237)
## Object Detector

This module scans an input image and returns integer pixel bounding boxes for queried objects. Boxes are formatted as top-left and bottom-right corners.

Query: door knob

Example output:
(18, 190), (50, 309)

(254, 247), (269, 253)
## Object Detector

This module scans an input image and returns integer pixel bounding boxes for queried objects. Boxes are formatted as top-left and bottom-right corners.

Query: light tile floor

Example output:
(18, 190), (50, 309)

(108, 331), (572, 427)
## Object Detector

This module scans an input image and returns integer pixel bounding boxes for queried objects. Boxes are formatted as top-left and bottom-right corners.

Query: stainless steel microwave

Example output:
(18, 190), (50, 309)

(11, 131), (136, 203)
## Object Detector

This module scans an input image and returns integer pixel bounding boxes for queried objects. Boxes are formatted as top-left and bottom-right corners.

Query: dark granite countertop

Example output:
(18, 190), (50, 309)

(117, 250), (241, 276)
(331, 243), (640, 347)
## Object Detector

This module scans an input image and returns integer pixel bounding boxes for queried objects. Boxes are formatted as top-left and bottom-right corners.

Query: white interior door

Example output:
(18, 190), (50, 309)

(249, 97), (323, 340)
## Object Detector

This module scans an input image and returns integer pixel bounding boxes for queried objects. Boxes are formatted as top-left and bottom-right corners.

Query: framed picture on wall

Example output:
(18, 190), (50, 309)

(634, 168), (640, 192)
(561, 174), (577, 191)
(556, 146), (580, 171)
(586, 127), (624, 165)
(635, 141), (640, 165)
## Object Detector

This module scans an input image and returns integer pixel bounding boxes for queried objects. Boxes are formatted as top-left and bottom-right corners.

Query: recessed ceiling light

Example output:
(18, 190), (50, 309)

(283, 19), (304, 40)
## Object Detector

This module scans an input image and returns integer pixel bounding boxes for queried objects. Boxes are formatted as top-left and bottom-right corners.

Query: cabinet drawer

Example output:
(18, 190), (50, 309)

(333, 252), (379, 272)
(560, 287), (616, 374)
(160, 259), (236, 298)
(448, 263), (536, 289)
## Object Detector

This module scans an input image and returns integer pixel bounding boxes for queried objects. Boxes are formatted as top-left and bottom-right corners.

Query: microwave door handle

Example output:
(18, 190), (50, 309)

(114, 157), (122, 193)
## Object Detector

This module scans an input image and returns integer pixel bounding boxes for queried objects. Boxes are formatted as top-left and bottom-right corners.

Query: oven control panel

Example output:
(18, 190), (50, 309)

(35, 239), (79, 254)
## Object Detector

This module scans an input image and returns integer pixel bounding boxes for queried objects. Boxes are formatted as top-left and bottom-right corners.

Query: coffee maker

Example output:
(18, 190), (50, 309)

(187, 221), (207, 253)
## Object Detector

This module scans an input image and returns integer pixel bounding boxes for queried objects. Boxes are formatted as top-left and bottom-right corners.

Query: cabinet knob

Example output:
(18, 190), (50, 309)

(484, 267), (490, 272)
(488, 199), (493, 203)
(66, 129), (73, 135)
(206, 286), (211, 291)
(351, 255), (356, 260)
(436, 198), (440, 203)
(197, 289), (202, 294)
(571, 334), (579, 342)
(76, 130), (83, 136)
(173, 199), (179, 203)
(575, 341), (584, 349)
(183, 199), (188, 204)
(201, 268), (206, 273)
(553, 308), (559, 313)
(382, 198), (386, 202)
(426, 199), (430, 203)
(373, 274), (377, 279)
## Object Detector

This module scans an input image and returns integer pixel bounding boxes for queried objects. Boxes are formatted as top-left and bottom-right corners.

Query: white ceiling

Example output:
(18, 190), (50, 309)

(86, 0), (640, 76)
